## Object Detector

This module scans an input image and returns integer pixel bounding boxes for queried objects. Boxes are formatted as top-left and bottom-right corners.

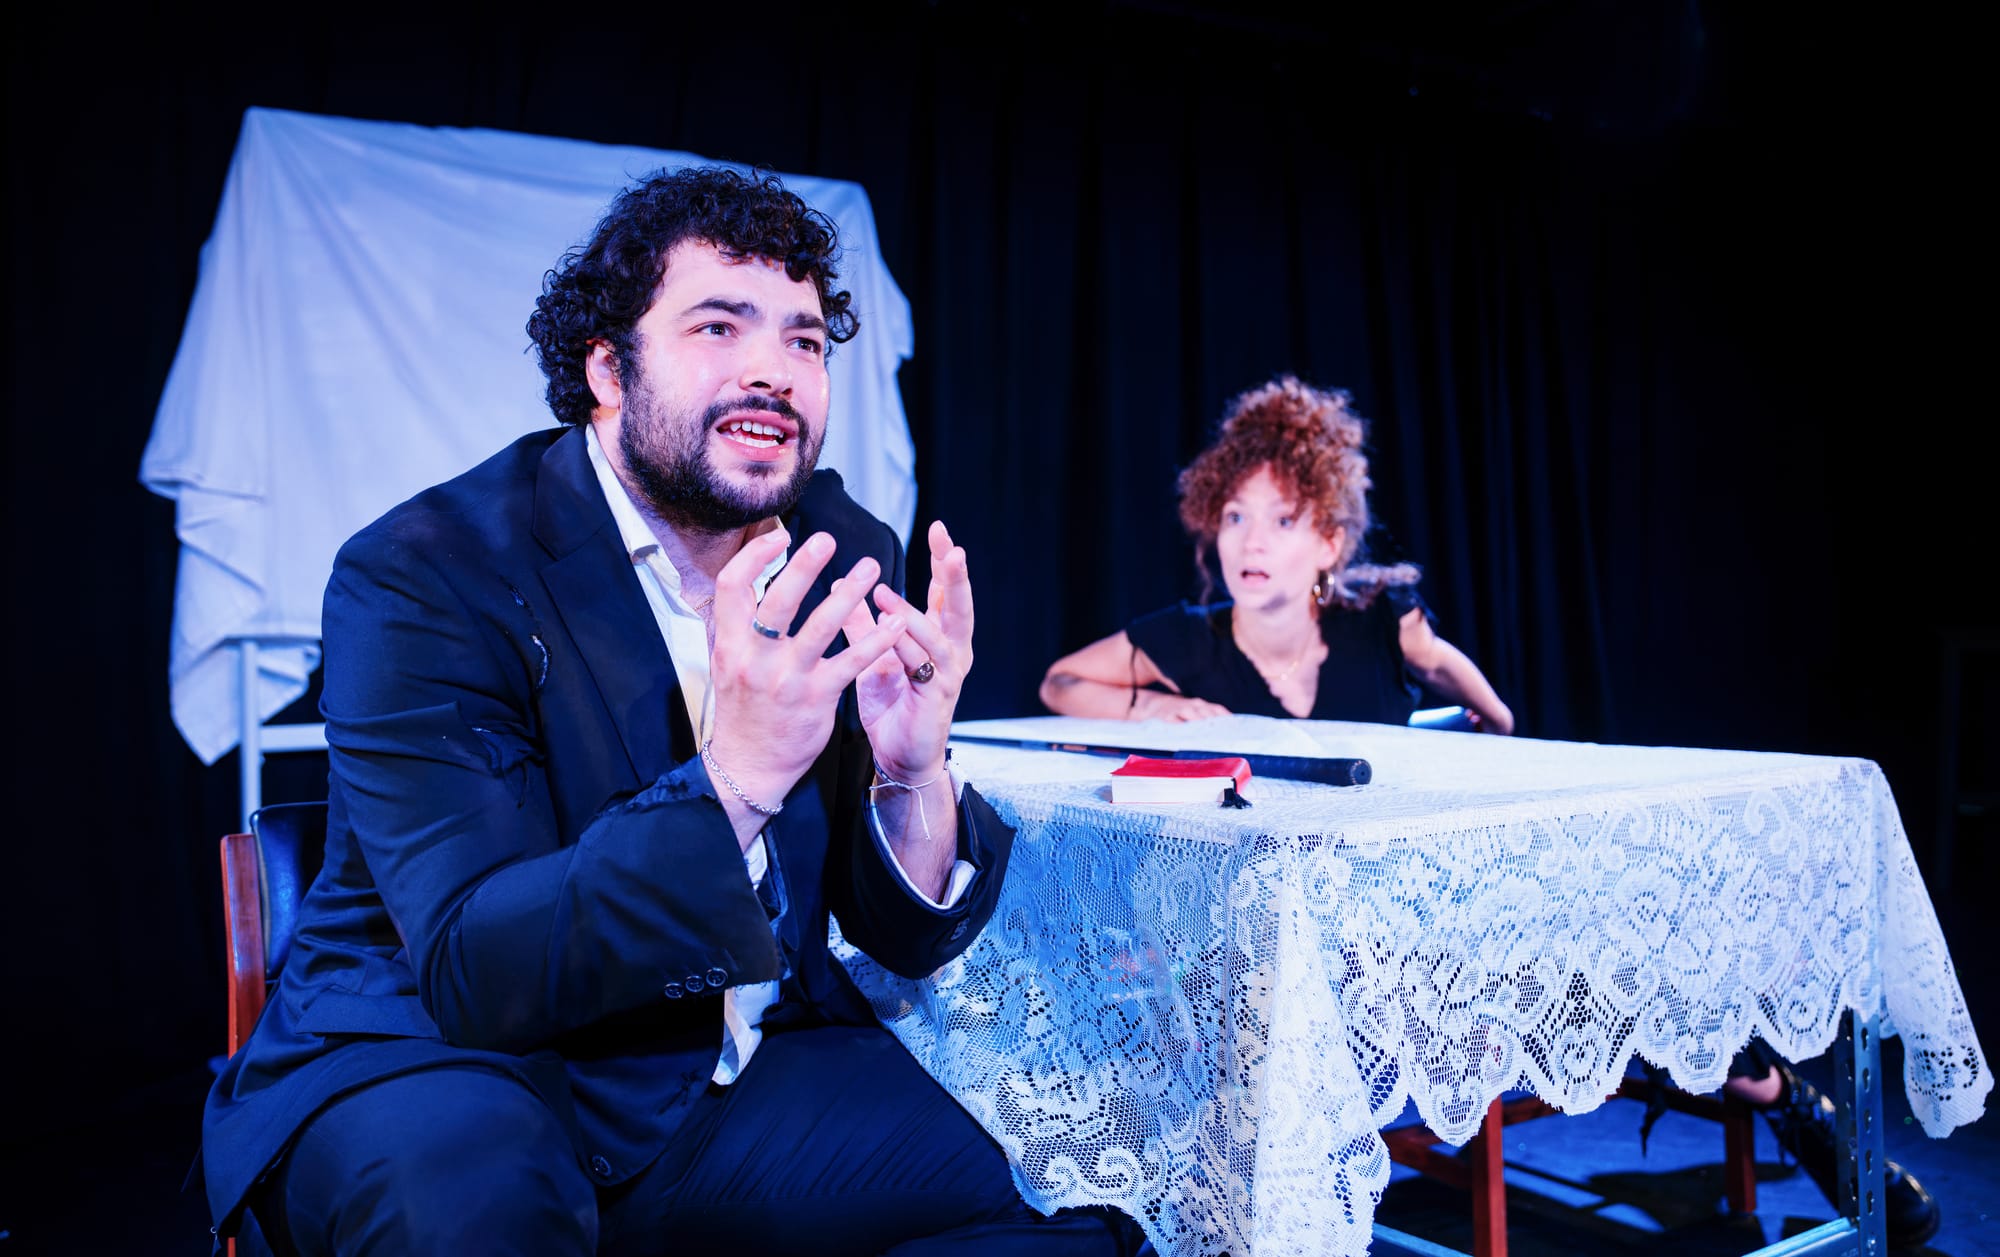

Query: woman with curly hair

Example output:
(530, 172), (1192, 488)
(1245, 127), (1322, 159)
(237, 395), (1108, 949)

(1039, 374), (1514, 731)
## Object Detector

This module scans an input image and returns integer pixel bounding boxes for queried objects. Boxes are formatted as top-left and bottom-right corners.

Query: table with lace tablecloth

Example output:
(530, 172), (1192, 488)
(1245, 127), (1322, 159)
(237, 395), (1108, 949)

(832, 715), (1990, 1257)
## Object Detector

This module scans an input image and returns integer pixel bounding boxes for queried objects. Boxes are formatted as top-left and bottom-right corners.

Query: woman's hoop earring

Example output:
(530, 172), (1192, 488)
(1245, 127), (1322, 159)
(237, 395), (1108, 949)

(1312, 571), (1336, 608)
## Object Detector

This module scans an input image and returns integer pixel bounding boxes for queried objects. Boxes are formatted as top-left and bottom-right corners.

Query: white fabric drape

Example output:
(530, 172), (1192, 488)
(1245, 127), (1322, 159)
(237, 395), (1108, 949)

(141, 107), (916, 764)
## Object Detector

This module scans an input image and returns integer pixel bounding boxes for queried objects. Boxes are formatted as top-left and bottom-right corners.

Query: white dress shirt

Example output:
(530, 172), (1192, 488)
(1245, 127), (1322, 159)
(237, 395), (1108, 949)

(584, 427), (968, 1085)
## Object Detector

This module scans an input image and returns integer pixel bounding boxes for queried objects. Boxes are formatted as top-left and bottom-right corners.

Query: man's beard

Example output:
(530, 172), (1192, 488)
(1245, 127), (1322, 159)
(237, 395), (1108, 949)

(619, 370), (822, 534)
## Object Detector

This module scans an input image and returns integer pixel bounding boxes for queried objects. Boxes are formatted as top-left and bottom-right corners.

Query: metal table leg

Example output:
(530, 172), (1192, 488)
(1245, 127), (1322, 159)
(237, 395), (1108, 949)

(1829, 1009), (1889, 1255)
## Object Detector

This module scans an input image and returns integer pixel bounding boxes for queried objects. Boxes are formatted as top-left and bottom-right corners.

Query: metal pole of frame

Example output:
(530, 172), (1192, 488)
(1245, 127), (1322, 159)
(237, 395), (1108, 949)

(1750, 1010), (1889, 1255)
(1831, 1009), (1889, 1255)
(239, 639), (263, 830)
(231, 635), (330, 830)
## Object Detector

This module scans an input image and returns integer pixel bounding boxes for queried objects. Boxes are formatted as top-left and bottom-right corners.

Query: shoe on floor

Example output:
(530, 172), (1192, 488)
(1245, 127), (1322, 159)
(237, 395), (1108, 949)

(1761, 1059), (1942, 1251)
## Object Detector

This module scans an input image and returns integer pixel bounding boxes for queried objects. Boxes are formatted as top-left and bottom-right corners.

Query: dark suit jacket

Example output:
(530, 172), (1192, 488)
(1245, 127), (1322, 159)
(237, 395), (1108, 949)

(201, 426), (1013, 1235)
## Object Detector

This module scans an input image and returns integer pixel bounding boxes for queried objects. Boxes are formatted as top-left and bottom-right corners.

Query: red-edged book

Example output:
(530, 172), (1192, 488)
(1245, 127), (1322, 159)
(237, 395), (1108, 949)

(1108, 754), (1252, 804)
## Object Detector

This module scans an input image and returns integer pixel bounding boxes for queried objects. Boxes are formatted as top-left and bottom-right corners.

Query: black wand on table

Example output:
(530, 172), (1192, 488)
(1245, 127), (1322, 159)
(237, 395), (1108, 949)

(949, 736), (1373, 788)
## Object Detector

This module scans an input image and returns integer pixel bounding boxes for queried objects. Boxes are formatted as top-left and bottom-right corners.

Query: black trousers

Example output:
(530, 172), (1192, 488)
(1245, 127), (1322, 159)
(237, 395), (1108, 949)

(251, 1024), (1140, 1256)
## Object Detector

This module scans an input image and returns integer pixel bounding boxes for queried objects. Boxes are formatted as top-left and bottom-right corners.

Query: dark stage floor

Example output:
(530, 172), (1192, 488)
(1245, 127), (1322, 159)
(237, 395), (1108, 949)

(6, 870), (1995, 1256)
(1373, 1031), (2000, 1257)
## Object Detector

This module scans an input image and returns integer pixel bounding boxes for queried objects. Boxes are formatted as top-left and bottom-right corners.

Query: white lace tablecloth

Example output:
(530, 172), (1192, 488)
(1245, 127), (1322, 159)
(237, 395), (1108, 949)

(833, 715), (1989, 1257)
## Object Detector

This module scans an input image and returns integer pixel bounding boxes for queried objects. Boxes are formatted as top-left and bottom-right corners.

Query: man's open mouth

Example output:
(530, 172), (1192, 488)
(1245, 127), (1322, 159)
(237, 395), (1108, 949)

(718, 417), (792, 449)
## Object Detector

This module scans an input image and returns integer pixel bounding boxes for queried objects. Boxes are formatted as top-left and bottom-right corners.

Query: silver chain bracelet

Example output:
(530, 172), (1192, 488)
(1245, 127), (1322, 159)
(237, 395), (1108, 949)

(702, 739), (783, 817)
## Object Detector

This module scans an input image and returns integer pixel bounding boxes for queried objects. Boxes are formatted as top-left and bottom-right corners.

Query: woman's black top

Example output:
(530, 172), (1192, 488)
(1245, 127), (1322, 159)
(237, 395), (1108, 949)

(1124, 584), (1428, 725)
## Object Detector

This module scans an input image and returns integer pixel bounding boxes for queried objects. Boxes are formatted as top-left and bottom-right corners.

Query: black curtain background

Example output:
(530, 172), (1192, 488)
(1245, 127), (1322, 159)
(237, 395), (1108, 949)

(5, 0), (1992, 1145)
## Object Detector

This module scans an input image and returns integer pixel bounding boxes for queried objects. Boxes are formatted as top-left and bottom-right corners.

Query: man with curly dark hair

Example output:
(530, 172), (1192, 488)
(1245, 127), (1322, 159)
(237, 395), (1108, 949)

(201, 165), (1145, 1256)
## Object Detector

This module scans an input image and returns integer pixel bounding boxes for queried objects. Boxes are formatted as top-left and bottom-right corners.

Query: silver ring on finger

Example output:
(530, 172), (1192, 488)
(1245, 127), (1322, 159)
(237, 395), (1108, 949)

(907, 661), (936, 684)
(751, 615), (785, 640)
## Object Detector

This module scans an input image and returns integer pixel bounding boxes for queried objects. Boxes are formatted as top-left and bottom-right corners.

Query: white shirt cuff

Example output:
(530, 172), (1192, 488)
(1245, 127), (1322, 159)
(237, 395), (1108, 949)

(888, 851), (978, 909)
(870, 768), (975, 908)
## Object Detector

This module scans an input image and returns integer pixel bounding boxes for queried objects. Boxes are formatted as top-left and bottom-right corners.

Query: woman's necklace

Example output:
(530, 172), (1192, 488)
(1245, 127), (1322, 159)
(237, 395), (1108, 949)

(1236, 628), (1316, 684)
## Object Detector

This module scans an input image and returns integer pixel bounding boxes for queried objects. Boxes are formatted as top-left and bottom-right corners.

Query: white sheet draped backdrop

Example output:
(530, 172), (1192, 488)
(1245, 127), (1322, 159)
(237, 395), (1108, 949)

(836, 715), (1991, 1257)
(141, 107), (917, 764)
